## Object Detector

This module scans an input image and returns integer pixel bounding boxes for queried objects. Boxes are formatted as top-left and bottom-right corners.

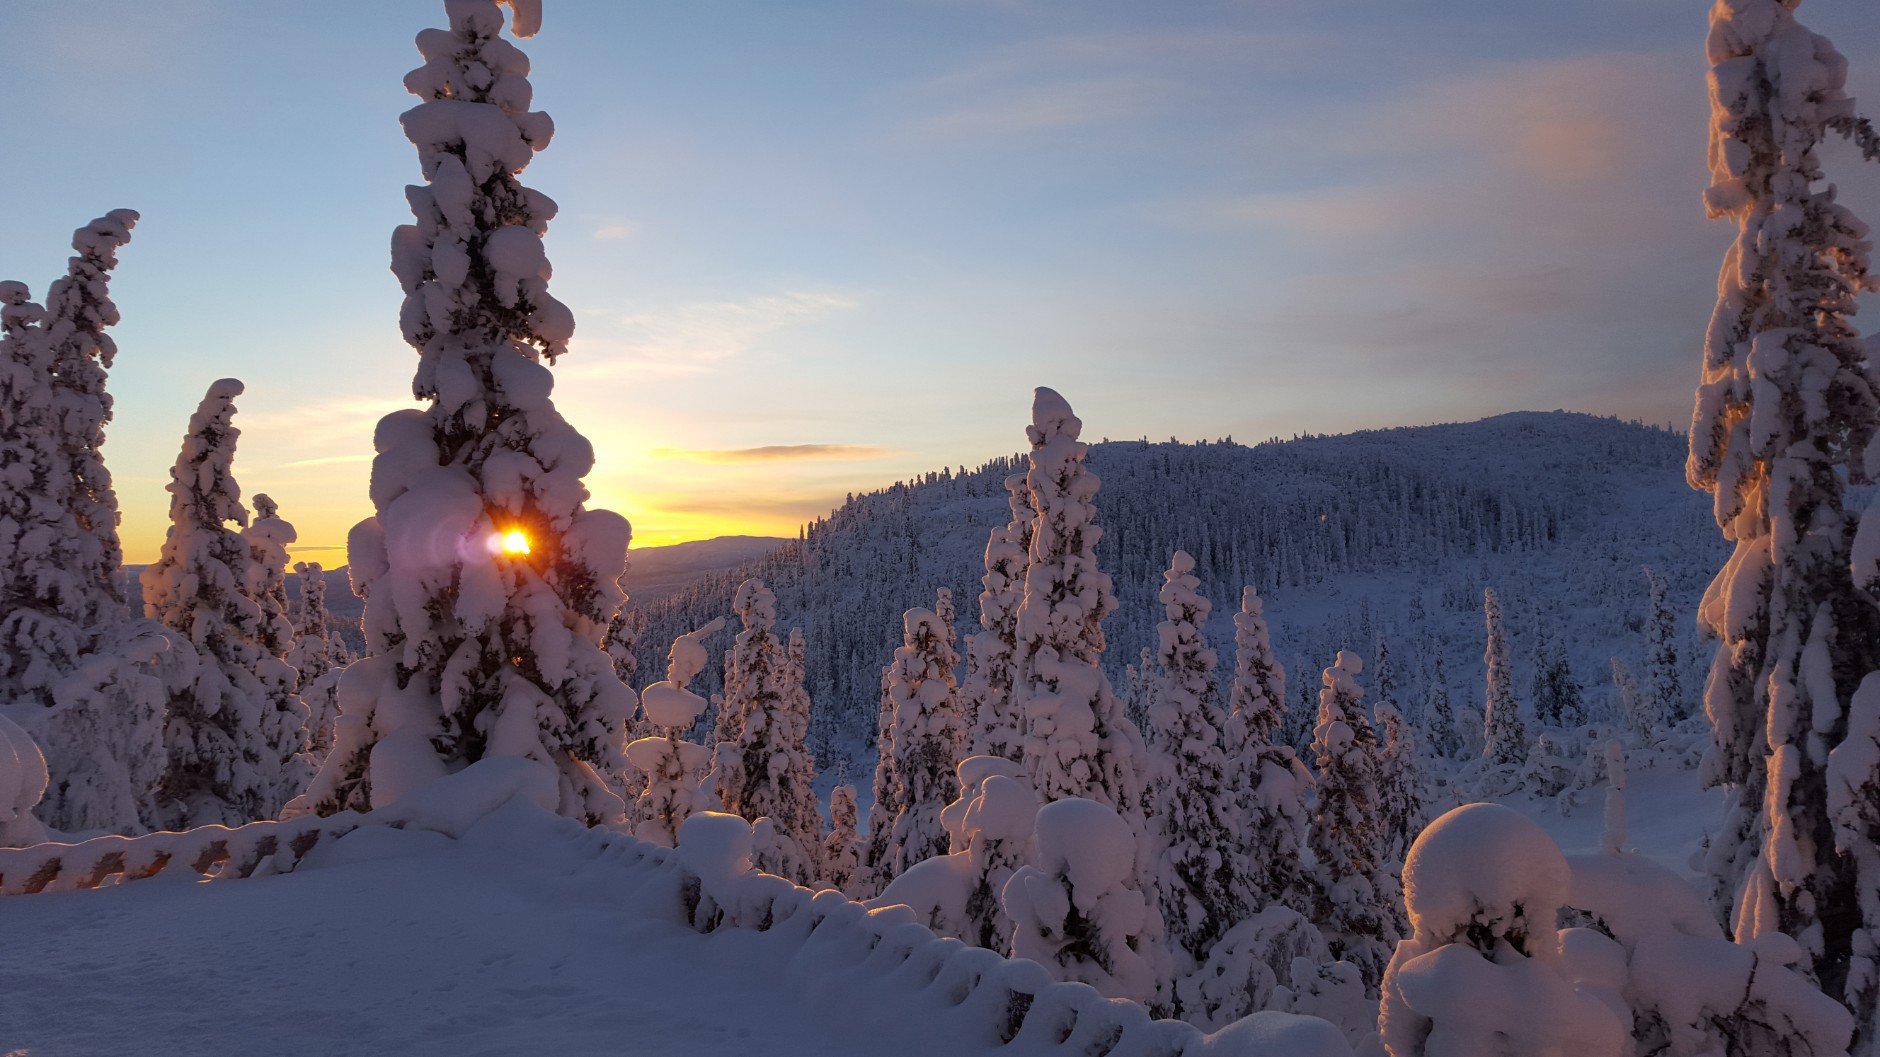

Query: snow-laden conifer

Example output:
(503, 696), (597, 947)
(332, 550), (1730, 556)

(1641, 566), (1684, 730)
(1423, 653), (1458, 759)
(885, 589), (965, 878)
(1689, 1), (1880, 1030)
(716, 579), (820, 883)
(0, 212), (173, 833)
(289, 561), (350, 772)
(1611, 656), (1650, 742)
(1225, 584), (1313, 919)
(864, 667), (899, 896)
(1480, 588), (1527, 772)
(962, 471), (1032, 761)
(627, 618), (722, 848)
(142, 381), (307, 825)
(1144, 550), (1240, 965)
(1375, 702), (1430, 863)
(1307, 649), (1403, 990)
(823, 781), (865, 898)
(295, 1), (634, 827)
(605, 602), (644, 687)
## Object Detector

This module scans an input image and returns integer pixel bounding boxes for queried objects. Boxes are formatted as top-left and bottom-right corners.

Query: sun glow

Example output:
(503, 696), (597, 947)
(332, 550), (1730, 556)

(501, 530), (531, 555)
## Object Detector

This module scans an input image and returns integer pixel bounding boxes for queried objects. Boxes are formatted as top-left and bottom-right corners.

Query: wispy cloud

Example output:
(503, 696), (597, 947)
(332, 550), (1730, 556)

(652, 444), (896, 463)
(904, 76), (1179, 140)
(591, 220), (639, 241)
(568, 290), (859, 376)
(276, 453), (374, 469)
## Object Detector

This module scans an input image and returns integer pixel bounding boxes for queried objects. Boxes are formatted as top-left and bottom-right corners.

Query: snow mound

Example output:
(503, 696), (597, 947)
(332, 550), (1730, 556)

(0, 714), (49, 847)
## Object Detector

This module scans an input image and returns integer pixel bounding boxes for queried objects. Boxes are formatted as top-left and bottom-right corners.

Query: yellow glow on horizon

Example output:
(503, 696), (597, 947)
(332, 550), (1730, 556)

(501, 530), (532, 555)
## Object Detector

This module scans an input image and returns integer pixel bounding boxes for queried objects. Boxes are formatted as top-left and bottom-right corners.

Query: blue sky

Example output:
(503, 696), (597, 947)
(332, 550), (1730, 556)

(4, 0), (1879, 560)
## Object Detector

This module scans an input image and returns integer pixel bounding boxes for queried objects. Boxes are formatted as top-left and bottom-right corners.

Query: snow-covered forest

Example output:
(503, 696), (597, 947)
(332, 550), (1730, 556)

(3, 0), (1880, 1054)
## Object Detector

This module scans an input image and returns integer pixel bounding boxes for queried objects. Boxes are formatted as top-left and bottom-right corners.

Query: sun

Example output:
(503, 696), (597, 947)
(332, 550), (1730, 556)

(500, 529), (531, 556)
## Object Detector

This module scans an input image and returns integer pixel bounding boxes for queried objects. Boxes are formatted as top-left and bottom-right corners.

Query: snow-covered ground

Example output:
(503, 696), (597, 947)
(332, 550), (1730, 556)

(0, 764), (1718, 1056)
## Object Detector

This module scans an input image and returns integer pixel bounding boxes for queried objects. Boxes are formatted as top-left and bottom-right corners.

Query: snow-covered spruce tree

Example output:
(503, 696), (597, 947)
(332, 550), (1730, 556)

(1225, 583), (1314, 920)
(1690, 0), (1880, 1031)
(1423, 653), (1458, 759)
(885, 590), (965, 878)
(289, 561), (349, 771)
(1122, 646), (1155, 737)
(1611, 656), (1650, 742)
(142, 380), (307, 825)
(294, 0), (634, 826)
(962, 469), (1032, 762)
(627, 617), (722, 848)
(823, 781), (865, 897)
(605, 601), (644, 687)
(1642, 565), (1685, 730)
(716, 579), (820, 884)
(0, 213), (173, 834)
(1531, 633), (1582, 729)
(1480, 588), (1528, 775)
(1145, 550), (1241, 966)
(864, 667), (900, 895)
(1308, 649), (1404, 990)
(1009, 387), (1168, 1006)
(1375, 702), (1429, 864)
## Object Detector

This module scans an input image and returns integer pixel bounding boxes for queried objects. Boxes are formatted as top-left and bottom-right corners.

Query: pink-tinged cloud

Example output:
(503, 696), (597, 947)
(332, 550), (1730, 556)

(651, 444), (897, 463)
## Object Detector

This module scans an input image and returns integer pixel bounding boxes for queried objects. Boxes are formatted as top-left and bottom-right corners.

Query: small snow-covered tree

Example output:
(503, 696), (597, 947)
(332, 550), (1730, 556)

(1225, 584), (1314, 920)
(864, 667), (899, 895)
(1379, 803), (1628, 1057)
(289, 561), (348, 771)
(1611, 656), (1650, 742)
(1532, 634), (1583, 729)
(1145, 550), (1241, 965)
(295, 0), (634, 827)
(885, 590), (965, 878)
(823, 781), (865, 897)
(962, 470), (1032, 762)
(716, 579), (820, 884)
(143, 380), (307, 825)
(628, 618), (723, 848)
(1423, 653), (1458, 759)
(1641, 566), (1684, 729)
(1689, 0), (1880, 1031)
(1480, 588), (1527, 772)
(1375, 702), (1429, 863)
(1308, 649), (1403, 989)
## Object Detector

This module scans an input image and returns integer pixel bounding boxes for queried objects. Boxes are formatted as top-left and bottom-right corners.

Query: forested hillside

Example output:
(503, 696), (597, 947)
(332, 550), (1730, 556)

(629, 411), (1722, 770)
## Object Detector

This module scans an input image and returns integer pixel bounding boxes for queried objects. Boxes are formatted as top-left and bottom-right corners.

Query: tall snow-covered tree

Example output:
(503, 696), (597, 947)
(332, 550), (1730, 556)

(1642, 565), (1685, 730)
(1374, 702), (1430, 863)
(1481, 588), (1528, 771)
(627, 617), (722, 848)
(885, 589), (965, 878)
(1145, 550), (1241, 965)
(142, 380), (307, 825)
(864, 666), (899, 895)
(1225, 584), (1313, 919)
(0, 212), (173, 834)
(1308, 649), (1403, 990)
(294, 0), (634, 827)
(716, 579), (820, 884)
(962, 470), (1032, 761)
(1689, 0), (1880, 1033)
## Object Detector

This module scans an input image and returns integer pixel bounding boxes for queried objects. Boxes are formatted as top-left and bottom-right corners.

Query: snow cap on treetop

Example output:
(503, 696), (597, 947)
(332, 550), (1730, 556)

(1403, 802), (1570, 958)
(1028, 387), (1081, 446)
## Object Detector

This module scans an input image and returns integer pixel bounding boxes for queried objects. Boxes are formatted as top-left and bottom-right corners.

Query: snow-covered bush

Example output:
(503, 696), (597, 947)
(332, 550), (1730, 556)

(143, 380), (307, 826)
(1003, 797), (1162, 1005)
(1177, 906), (1329, 1032)
(295, 0), (633, 828)
(0, 713), (50, 847)
(1379, 802), (1627, 1057)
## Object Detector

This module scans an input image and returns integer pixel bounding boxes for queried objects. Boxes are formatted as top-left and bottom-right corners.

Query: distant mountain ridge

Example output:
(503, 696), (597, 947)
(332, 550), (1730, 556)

(627, 411), (1724, 770)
